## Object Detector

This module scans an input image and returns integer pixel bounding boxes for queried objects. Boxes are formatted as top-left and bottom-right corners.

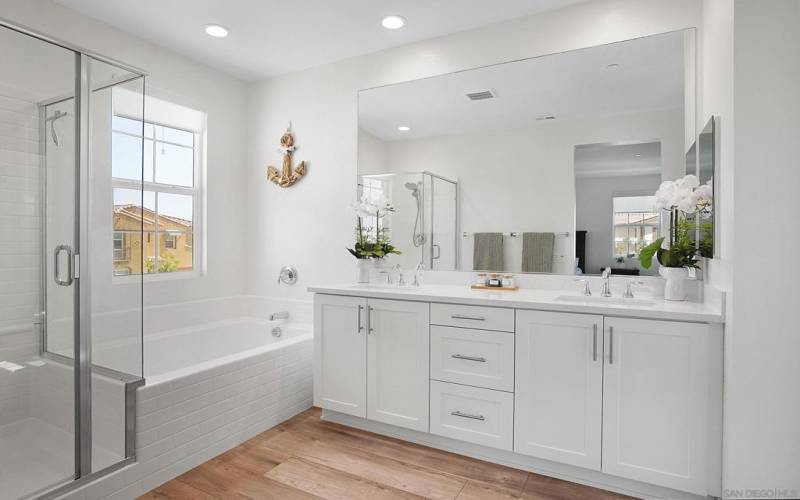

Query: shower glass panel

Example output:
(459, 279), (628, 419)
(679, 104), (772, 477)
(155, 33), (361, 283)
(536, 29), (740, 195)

(0, 20), (145, 498)
(0, 24), (78, 499)
(429, 175), (458, 270)
(358, 171), (458, 271)
(87, 57), (144, 474)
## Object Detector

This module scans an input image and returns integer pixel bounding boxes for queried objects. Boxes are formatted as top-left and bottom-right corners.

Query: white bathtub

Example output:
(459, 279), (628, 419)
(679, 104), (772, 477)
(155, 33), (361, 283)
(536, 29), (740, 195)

(141, 318), (311, 382)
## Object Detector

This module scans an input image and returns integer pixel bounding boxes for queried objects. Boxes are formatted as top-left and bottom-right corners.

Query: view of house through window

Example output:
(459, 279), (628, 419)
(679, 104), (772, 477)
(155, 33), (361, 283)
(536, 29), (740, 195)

(112, 114), (198, 276)
(612, 195), (660, 258)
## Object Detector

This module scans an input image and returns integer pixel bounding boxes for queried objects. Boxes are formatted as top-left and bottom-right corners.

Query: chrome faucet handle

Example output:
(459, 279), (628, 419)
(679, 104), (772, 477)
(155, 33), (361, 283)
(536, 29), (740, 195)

(574, 278), (592, 296)
(413, 263), (425, 286)
(623, 279), (646, 299)
(623, 281), (634, 298)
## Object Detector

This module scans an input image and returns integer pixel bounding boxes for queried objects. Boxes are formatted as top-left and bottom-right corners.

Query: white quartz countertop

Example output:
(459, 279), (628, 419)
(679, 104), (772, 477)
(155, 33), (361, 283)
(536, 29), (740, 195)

(308, 284), (724, 324)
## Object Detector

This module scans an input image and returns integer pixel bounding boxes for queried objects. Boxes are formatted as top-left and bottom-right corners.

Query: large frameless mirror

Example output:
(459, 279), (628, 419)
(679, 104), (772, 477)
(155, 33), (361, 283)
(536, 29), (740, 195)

(357, 29), (697, 275)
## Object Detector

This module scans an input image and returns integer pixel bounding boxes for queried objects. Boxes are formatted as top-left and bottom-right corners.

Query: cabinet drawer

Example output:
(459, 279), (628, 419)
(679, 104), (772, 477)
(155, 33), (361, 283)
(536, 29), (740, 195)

(431, 303), (514, 332)
(430, 326), (514, 392)
(430, 380), (514, 451)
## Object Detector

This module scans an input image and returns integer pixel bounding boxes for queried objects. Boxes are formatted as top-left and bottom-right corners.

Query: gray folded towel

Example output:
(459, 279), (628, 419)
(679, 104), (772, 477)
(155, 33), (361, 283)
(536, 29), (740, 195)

(522, 232), (555, 273)
(472, 232), (504, 271)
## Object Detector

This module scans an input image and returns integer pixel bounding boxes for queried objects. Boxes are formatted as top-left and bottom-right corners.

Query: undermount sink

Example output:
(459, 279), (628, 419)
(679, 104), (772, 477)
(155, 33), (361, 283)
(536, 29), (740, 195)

(555, 295), (657, 308)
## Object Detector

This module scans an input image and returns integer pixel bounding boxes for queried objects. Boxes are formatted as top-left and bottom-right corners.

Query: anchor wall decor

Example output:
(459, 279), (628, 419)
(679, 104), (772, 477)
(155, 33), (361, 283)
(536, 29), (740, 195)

(267, 123), (306, 187)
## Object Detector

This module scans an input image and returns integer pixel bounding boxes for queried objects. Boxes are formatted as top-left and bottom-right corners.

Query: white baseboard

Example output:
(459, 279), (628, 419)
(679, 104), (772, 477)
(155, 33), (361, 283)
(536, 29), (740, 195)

(322, 409), (706, 500)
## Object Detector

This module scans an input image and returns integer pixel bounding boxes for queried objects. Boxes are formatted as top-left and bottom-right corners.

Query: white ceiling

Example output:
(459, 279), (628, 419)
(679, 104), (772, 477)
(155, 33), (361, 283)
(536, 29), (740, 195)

(574, 141), (662, 178)
(54, 0), (585, 81)
(359, 31), (685, 142)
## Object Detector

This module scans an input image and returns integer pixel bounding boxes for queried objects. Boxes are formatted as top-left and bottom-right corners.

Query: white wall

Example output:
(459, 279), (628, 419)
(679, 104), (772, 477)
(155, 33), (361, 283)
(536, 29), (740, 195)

(0, 0), (249, 323)
(245, 0), (702, 301)
(724, 0), (800, 495)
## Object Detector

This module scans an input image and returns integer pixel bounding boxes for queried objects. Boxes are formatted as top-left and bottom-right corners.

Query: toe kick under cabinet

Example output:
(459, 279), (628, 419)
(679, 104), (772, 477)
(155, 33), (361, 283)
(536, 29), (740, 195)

(313, 294), (722, 497)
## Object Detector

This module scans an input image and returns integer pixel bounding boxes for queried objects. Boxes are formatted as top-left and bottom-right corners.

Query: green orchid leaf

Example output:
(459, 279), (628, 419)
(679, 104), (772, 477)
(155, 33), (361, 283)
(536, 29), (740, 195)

(639, 237), (664, 269)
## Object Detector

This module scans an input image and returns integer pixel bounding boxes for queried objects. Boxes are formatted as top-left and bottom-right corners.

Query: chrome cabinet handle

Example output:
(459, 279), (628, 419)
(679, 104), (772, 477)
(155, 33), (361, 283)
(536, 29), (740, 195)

(368, 306), (374, 334)
(451, 354), (486, 363)
(451, 410), (485, 421)
(357, 304), (364, 332)
(54, 244), (74, 286)
(593, 324), (598, 362)
(608, 326), (614, 365)
(451, 314), (485, 321)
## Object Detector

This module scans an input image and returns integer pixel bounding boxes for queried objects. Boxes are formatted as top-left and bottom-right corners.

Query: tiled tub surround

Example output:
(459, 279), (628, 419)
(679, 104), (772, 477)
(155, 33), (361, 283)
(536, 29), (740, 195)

(53, 296), (314, 500)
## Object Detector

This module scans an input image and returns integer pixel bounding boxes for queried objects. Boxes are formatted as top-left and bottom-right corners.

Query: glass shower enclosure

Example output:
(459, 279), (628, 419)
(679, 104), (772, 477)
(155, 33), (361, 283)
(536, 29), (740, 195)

(359, 171), (459, 271)
(0, 19), (145, 499)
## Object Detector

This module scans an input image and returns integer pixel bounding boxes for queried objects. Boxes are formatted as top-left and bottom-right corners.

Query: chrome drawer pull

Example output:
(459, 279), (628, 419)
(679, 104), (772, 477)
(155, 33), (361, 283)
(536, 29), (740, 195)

(451, 354), (486, 363)
(451, 314), (486, 321)
(450, 410), (485, 421)
(608, 326), (614, 365)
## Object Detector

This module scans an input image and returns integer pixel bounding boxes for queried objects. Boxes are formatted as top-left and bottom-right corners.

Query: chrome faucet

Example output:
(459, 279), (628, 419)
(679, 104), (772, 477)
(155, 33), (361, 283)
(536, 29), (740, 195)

(269, 311), (289, 321)
(601, 267), (613, 297)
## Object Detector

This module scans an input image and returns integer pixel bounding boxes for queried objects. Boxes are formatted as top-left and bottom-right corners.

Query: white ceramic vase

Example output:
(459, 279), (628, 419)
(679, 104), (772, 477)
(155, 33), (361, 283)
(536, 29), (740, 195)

(660, 266), (689, 301)
(356, 259), (370, 283)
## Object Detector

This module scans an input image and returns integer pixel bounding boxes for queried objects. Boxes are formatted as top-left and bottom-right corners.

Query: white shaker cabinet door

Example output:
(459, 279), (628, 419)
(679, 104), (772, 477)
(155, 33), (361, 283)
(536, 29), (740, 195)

(602, 317), (710, 495)
(367, 298), (430, 432)
(514, 310), (604, 470)
(314, 294), (367, 418)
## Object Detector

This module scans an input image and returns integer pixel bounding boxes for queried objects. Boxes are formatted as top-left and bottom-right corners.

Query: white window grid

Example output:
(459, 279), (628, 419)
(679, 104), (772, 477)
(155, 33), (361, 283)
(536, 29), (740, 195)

(111, 115), (203, 280)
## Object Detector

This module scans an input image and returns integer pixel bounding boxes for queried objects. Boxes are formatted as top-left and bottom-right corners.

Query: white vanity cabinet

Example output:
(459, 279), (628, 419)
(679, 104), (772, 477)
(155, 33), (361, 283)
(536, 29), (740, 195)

(312, 288), (723, 498)
(313, 294), (367, 417)
(314, 294), (430, 431)
(601, 317), (712, 495)
(366, 298), (430, 432)
(514, 310), (604, 470)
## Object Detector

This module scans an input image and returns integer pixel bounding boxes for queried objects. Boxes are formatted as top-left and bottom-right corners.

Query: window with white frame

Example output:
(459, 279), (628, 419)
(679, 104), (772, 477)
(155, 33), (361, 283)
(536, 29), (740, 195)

(612, 195), (660, 258)
(111, 110), (202, 277)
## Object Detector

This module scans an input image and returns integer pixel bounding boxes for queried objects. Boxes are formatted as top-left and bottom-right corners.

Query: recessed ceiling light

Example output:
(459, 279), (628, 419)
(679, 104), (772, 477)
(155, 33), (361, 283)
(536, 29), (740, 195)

(606, 63), (621, 70)
(381, 15), (406, 30)
(205, 24), (229, 38)
(397, 125), (411, 132)
(635, 153), (642, 157)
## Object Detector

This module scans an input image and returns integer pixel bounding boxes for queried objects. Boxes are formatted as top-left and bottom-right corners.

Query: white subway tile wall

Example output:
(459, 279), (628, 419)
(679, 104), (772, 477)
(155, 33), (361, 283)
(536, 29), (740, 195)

(0, 82), (41, 363)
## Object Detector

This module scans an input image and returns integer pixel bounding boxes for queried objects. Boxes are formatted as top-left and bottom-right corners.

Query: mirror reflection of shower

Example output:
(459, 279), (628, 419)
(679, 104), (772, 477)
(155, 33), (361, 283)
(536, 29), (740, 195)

(358, 171), (458, 271)
(46, 109), (68, 146)
(405, 181), (426, 247)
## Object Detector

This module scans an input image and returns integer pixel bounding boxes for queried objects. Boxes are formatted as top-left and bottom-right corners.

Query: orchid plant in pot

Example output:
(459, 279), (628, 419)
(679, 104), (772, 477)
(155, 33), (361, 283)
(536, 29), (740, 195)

(347, 193), (401, 283)
(639, 174), (713, 301)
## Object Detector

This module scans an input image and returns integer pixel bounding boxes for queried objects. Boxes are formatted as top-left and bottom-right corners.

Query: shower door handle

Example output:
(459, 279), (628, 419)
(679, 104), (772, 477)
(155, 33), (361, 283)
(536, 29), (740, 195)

(54, 244), (74, 286)
(432, 244), (441, 260)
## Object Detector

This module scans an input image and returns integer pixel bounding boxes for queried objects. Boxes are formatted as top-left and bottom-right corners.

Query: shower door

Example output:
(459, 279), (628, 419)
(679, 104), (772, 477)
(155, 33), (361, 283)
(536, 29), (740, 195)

(0, 20), (145, 499)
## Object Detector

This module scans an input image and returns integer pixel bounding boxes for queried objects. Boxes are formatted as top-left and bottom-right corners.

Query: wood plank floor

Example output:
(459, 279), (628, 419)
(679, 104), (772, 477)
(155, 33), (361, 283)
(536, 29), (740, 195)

(140, 408), (635, 500)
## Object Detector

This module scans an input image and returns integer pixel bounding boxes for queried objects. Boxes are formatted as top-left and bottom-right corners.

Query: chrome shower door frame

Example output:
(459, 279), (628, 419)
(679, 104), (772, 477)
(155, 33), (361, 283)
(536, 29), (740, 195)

(0, 16), (148, 498)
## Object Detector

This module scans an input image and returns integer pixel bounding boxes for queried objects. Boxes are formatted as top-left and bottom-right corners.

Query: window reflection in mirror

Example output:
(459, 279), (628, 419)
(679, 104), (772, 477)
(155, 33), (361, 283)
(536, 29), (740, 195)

(575, 142), (663, 276)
